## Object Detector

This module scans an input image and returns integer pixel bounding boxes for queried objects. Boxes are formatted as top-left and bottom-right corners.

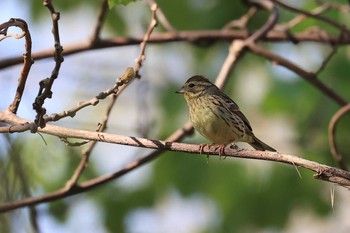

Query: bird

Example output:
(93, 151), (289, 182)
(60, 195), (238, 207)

(176, 75), (276, 155)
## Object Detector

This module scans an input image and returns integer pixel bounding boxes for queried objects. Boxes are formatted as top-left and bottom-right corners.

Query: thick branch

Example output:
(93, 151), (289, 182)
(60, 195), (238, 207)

(1, 110), (349, 189)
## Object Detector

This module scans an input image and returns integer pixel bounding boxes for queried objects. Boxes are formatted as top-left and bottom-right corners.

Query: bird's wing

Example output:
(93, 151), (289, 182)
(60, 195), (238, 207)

(221, 92), (253, 131)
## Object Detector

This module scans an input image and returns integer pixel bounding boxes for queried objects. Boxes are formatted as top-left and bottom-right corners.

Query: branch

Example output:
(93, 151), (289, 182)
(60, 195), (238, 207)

(0, 119), (194, 213)
(215, 0), (279, 88)
(64, 67), (135, 190)
(274, 3), (330, 34)
(147, 0), (176, 32)
(248, 43), (347, 107)
(43, 67), (134, 122)
(328, 103), (350, 171)
(1, 112), (350, 212)
(0, 18), (34, 114)
(90, 0), (108, 43)
(1, 111), (350, 188)
(272, 0), (350, 35)
(32, 0), (64, 129)
(134, 3), (158, 79)
(1, 29), (348, 69)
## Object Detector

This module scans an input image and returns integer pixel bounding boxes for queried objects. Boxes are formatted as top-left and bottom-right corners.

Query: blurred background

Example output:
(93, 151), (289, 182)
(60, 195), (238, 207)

(1, 0), (350, 232)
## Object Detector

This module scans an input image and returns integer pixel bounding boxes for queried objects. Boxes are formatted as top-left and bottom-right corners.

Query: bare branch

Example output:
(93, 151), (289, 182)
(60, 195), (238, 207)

(272, 0), (350, 35)
(274, 3), (330, 32)
(90, 0), (108, 43)
(134, 3), (158, 79)
(0, 119), (194, 213)
(147, 0), (176, 32)
(64, 68), (135, 190)
(215, 0), (279, 88)
(44, 67), (135, 122)
(32, 0), (64, 129)
(0, 18), (34, 114)
(248, 43), (347, 107)
(1, 111), (350, 189)
(315, 45), (338, 75)
(1, 29), (349, 69)
(328, 103), (350, 171)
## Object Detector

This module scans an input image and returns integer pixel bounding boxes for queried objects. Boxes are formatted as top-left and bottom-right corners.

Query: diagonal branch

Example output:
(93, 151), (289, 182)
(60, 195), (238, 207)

(215, 0), (279, 88)
(248, 43), (347, 107)
(63, 68), (135, 190)
(134, 3), (158, 79)
(272, 0), (350, 35)
(90, 0), (108, 43)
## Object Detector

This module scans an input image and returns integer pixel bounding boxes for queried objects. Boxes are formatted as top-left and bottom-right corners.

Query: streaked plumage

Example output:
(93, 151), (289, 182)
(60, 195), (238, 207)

(176, 75), (276, 152)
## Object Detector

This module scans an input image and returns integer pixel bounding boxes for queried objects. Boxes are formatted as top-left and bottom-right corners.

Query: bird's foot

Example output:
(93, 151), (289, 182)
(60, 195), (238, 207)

(198, 144), (207, 154)
(216, 144), (227, 160)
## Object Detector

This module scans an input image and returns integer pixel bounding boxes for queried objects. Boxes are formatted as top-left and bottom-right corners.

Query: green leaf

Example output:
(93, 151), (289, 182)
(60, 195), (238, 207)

(108, 0), (139, 8)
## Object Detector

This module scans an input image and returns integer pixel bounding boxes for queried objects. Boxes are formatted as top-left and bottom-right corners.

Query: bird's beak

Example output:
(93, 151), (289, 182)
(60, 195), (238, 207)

(175, 87), (185, 94)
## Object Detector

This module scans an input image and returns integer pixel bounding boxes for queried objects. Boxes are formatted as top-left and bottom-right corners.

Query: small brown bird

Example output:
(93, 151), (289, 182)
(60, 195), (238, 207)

(176, 75), (276, 154)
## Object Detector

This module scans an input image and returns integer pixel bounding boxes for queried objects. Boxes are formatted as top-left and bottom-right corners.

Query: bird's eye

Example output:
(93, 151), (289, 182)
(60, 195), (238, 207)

(188, 83), (195, 88)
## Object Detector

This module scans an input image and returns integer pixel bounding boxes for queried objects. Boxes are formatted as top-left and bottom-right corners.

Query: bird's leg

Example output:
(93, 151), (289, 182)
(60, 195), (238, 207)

(198, 144), (208, 154)
(216, 144), (227, 160)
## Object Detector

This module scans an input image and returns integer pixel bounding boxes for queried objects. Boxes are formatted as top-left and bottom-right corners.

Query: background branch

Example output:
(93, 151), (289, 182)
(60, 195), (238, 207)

(328, 103), (350, 171)
(1, 29), (349, 69)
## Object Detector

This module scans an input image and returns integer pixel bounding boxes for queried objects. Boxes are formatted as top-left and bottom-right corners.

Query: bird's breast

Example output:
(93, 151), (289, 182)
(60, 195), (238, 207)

(188, 97), (244, 144)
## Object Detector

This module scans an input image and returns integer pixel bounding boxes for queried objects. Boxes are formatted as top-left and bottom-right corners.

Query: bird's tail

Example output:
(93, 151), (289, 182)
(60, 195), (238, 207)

(249, 136), (276, 152)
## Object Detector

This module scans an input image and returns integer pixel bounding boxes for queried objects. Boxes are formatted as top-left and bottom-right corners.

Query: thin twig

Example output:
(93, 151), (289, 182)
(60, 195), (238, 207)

(328, 103), (350, 171)
(223, 7), (257, 30)
(274, 3), (330, 32)
(215, 0), (279, 88)
(147, 0), (176, 32)
(0, 117), (193, 213)
(315, 46), (338, 75)
(32, 0), (64, 129)
(9, 141), (39, 232)
(248, 43), (347, 107)
(44, 67), (135, 122)
(1, 28), (349, 69)
(134, 3), (158, 78)
(64, 68), (135, 190)
(1, 18), (34, 114)
(90, 0), (108, 43)
(272, 0), (350, 35)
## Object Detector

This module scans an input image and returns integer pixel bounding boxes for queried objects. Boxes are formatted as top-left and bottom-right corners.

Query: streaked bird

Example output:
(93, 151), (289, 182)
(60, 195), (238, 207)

(176, 75), (276, 154)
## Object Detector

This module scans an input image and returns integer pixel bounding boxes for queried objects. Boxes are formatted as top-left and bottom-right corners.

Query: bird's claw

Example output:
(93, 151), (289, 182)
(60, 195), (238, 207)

(216, 145), (227, 160)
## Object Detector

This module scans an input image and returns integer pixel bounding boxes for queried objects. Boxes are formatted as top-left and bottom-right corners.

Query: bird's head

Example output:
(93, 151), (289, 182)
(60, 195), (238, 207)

(176, 75), (214, 98)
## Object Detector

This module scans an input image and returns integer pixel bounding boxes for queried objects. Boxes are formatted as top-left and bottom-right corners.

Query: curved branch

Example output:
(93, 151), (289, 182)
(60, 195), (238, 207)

(0, 18), (34, 114)
(328, 103), (350, 170)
